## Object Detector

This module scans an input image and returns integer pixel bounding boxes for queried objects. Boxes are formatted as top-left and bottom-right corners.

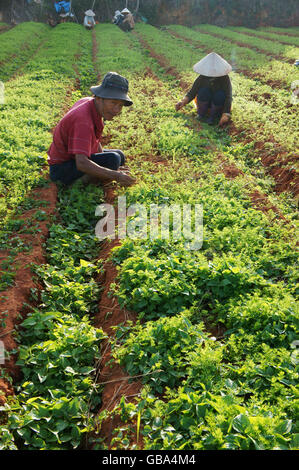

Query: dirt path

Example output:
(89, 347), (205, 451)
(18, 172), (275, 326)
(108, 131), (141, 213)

(0, 25), (12, 34)
(0, 178), (58, 405)
(91, 185), (143, 449)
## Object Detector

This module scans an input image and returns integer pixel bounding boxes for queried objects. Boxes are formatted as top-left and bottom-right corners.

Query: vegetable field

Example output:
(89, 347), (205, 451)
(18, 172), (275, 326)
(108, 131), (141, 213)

(0, 22), (298, 451)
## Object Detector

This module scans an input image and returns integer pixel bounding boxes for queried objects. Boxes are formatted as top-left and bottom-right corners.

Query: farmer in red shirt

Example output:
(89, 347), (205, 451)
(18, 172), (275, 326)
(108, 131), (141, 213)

(48, 72), (135, 187)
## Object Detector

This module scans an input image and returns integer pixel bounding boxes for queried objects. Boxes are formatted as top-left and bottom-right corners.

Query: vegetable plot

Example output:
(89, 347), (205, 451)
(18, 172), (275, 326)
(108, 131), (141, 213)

(0, 22), (298, 451)
(93, 24), (298, 450)
(0, 23), (105, 449)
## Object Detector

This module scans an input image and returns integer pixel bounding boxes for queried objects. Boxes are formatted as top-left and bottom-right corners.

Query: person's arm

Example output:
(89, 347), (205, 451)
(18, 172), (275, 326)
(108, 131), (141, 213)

(75, 154), (135, 186)
(175, 76), (201, 110)
(175, 95), (190, 111)
(97, 141), (103, 153)
(219, 76), (232, 126)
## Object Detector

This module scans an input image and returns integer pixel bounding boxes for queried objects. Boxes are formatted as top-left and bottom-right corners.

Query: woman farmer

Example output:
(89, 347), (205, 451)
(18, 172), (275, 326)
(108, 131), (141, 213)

(84, 9), (96, 30)
(175, 52), (232, 126)
(120, 8), (135, 32)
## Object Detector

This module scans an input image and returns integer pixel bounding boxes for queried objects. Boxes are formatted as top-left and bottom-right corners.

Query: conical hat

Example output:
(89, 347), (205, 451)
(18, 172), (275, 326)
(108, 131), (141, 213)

(193, 52), (232, 77)
(85, 10), (95, 16)
(121, 8), (130, 13)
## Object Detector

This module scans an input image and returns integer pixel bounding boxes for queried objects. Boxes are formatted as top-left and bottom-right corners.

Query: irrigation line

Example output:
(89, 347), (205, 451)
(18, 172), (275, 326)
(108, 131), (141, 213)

(0, 329), (15, 338)
(99, 369), (163, 386)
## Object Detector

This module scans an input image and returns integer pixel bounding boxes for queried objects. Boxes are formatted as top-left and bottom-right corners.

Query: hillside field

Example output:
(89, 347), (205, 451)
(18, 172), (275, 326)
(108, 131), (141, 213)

(0, 21), (298, 452)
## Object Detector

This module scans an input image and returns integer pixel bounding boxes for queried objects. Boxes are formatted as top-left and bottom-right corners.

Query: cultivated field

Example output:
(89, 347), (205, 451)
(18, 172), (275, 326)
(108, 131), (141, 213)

(0, 22), (298, 450)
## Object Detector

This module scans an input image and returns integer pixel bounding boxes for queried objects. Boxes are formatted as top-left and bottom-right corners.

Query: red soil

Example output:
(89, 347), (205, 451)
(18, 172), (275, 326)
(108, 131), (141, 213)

(0, 61), (81, 405)
(0, 177), (58, 405)
(91, 184), (143, 449)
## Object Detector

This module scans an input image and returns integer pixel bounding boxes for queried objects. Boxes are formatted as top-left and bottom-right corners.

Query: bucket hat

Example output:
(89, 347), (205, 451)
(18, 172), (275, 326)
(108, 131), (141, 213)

(90, 72), (133, 106)
(193, 52), (232, 77)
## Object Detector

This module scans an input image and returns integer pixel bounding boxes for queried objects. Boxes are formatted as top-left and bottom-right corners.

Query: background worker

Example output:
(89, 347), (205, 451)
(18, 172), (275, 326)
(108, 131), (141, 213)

(175, 52), (232, 126)
(112, 9), (124, 26)
(47, 72), (135, 187)
(83, 9), (96, 29)
(120, 7), (135, 31)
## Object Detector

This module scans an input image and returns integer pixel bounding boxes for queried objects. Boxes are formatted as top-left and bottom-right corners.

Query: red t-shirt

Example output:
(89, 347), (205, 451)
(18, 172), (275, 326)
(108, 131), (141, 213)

(47, 97), (104, 165)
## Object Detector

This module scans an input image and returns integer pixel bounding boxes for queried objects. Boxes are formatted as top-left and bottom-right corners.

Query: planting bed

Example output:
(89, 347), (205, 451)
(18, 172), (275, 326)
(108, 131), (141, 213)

(0, 22), (298, 451)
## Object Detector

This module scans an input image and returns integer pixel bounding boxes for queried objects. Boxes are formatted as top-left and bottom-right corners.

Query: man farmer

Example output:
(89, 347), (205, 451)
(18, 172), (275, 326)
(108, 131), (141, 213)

(175, 52), (232, 126)
(47, 72), (135, 187)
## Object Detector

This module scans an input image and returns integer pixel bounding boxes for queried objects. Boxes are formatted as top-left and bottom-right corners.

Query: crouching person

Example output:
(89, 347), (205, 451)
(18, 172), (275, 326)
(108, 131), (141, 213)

(47, 72), (135, 187)
(175, 52), (232, 126)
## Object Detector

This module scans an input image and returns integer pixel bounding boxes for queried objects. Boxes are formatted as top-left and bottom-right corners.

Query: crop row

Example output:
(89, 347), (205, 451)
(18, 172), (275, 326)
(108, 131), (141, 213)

(90, 24), (298, 450)
(228, 26), (299, 47)
(134, 24), (298, 198)
(0, 180), (107, 450)
(0, 23), (96, 290)
(0, 22), (297, 450)
(165, 24), (298, 90)
(260, 26), (299, 37)
(194, 24), (299, 61)
(0, 24), (105, 449)
(0, 22), (50, 81)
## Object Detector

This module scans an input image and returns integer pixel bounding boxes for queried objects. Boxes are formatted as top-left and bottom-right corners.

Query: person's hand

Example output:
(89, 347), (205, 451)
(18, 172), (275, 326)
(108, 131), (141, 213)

(117, 171), (136, 187)
(219, 113), (230, 127)
(175, 101), (184, 111)
(119, 165), (131, 173)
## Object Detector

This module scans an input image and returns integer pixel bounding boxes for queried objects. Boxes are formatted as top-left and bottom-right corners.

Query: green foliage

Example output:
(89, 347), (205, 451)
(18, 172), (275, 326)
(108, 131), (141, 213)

(0, 23), (96, 289)
(113, 314), (212, 392)
(0, 22), (50, 80)
(1, 395), (91, 449)
(1, 21), (298, 451)
(217, 290), (298, 348)
(17, 318), (105, 401)
(95, 23), (298, 450)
